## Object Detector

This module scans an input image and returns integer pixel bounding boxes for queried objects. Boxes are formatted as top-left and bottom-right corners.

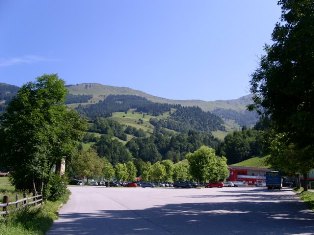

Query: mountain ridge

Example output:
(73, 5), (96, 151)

(0, 82), (258, 129)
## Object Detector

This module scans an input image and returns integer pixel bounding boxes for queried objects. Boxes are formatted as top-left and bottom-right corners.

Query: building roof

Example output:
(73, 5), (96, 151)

(228, 165), (271, 172)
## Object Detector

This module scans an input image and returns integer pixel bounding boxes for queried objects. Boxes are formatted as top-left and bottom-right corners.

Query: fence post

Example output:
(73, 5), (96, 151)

(33, 191), (37, 205)
(23, 192), (27, 206)
(2, 195), (9, 216)
(16, 194), (18, 209)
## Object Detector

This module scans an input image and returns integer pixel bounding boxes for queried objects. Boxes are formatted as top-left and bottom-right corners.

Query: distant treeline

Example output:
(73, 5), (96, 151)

(150, 106), (225, 133)
(76, 95), (176, 118)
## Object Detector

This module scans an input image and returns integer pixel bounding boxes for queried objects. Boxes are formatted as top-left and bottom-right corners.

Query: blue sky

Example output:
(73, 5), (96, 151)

(0, 1), (281, 101)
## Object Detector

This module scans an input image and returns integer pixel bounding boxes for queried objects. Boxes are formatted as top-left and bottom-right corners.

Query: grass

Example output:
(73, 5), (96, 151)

(0, 177), (15, 193)
(295, 188), (314, 211)
(231, 156), (270, 168)
(110, 111), (157, 134)
(0, 177), (70, 235)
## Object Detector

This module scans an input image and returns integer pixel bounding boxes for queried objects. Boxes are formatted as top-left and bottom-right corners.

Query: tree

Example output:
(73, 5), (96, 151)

(141, 161), (152, 182)
(71, 149), (104, 181)
(103, 159), (115, 182)
(0, 74), (87, 195)
(249, 0), (314, 188)
(115, 163), (128, 182)
(173, 160), (190, 181)
(150, 162), (166, 183)
(160, 160), (174, 182)
(95, 135), (132, 165)
(187, 146), (228, 183)
(126, 161), (137, 181)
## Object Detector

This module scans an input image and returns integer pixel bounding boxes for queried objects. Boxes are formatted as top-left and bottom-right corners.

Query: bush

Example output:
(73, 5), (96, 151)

(44, 174), (67, 201)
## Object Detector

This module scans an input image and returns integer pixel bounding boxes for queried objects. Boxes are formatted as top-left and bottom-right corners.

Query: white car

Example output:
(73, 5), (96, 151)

(223, 181), (235, 187)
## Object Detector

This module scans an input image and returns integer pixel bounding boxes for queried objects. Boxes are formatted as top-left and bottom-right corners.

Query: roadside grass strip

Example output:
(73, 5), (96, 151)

(298, 190), (314, 211)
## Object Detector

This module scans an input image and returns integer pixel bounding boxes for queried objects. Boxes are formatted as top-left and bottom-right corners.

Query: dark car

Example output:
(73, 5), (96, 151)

(69, 179), (83, 185)
(205, 182), (223, 188)
(139, 182), (155, 188)
(173, 181), (197, 188)
(105, 181), (120, 187)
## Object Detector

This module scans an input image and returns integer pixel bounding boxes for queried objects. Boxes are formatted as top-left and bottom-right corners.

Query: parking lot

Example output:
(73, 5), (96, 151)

(48, 186), (314, 235)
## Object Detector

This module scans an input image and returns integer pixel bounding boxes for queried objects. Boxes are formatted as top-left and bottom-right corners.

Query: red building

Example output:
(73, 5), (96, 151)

(228, 166), (270, 185)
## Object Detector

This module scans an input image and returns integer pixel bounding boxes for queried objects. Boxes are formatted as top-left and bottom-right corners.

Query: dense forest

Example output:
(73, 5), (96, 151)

(151, 106), (225, 133)
(76, 95), (176, 118)
(83, 117), (222, 164)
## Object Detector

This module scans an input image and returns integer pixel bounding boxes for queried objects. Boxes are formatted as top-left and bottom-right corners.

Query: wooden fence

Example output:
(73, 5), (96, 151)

(0, 193), (43, 216)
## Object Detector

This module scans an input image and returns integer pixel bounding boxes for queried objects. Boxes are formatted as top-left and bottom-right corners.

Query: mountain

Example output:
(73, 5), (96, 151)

(67, 83), (258, 129)
(0, 83), (20, 112)
(0, 82), (258, 130)
(67, 83), (251, 112)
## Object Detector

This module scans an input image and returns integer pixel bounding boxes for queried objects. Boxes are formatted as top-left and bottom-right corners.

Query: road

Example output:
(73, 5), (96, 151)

(47, 186), (314, 235)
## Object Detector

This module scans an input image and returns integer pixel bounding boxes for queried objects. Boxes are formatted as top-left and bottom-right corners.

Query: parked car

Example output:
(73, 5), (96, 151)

(125, 182), (137, 187)
(173, 181), (197, 188)
(255, 181), (266, 187)
(233, 181), (248, 187)
(205, 182), (223, 188)
(139, 182), (155, 188)
(105, 181), (120, 187)
(89, 181), (98, 186)
(223, 181), (235, 187)
(69, 179), (83, 185)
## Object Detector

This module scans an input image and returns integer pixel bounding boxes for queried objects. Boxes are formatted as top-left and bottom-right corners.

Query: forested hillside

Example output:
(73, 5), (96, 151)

(0, 82), (258, 129)
(0, 83), (19, 112)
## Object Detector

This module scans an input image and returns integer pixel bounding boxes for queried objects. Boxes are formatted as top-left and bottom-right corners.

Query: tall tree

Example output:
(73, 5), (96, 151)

(173, 160), (190, 181)
(249, 0), (314, 186)
(0, 74), (87, 194)
(115, 163), (128, 182)
(71, 149), (104, 181)
(126, 161), (137, 181)
(103, 159), (115, 182)
(187, 146), (228, 183)
(150, 162), (166, 183)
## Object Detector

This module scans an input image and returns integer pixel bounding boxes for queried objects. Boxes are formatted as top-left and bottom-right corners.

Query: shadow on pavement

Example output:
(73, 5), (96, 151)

(48, 196), (314, 235)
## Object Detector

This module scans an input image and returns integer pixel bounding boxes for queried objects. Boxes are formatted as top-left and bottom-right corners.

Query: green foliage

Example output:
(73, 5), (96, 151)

(150, 162), (166, 183)
(43, 174), (67, 201)
(115, 163), (128, 181)
(222, 129), (266, 164)
(126, 161), (137, 181)
(160, 160), (174, 182)
(151, 106), (225, 133)
(298, 190), (314, 211)
(173, 160), (190, 181)
(94, 135), (132, 165)
(70, 149), (104, 179)
(250, 0), (314, 170)
(140, 161), (152, 182)
(90, 118), (127, 141)
(103, 159), (115, 181)
(0, 74), (87, 195)
(267, 133), (313, 175)
(187, 146), (228, 182)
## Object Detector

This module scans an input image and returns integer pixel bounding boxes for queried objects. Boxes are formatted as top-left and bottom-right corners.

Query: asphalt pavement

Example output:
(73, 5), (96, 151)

(47, 186), (314, 235)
